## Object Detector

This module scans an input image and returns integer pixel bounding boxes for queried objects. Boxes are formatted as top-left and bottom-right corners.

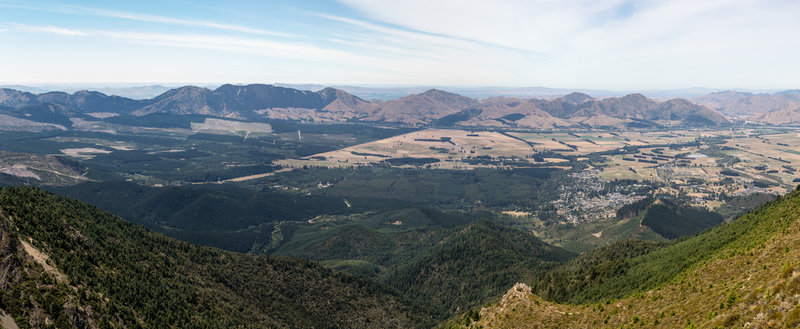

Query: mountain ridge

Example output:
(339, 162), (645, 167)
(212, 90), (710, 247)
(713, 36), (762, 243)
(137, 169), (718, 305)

(0, 84), (731, 129)
(693, 89), (800, 124)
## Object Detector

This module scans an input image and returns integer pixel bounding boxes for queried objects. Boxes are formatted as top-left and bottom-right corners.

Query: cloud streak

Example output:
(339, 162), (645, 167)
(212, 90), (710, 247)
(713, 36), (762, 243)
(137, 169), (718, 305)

(9, 23), (87, 36)
(336, 0), (800, 88)
(74, 6), (298, 38)
(0, 2), (296, 37)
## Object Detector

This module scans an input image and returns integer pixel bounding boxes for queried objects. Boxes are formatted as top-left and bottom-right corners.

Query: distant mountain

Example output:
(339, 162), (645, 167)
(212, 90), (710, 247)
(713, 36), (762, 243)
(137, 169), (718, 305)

(0, 84), (731, 129)
(365, 89), (479, 124)
(40, 90), (145, 113)
(0, 186), (431, 328)
(0, 88), (145, 113)
(693, 90), (800, 118)
(0, 88), (39, 107)
(450, 96), (571, 129)
(133, 84), (345, 117)
(310, 87), (377, 120)
(751, 106), (800, 125)
(697, 89), (800, 125)
(444, 93), (729, 129)
(273, 85), (728, 101)
(0, 85), (53, 94)
(0, 84), (178, 99)
(537, 93), (729, 127)
(355, 90), (728, 128)
(92, 85), (174, 99)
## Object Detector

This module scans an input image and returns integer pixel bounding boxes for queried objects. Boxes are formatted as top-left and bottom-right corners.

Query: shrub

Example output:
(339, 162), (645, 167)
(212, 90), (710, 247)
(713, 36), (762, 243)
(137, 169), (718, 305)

(782, 263), (794, 279)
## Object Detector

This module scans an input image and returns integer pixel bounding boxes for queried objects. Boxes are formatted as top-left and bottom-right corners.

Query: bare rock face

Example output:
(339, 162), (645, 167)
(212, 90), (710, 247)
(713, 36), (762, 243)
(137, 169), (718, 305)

(0, 211), (100, 329)
(500, 283), (532, 305)
(0, 215), (45, 329)
(63, 302), (98, 329)
(0, 214), (23, 292)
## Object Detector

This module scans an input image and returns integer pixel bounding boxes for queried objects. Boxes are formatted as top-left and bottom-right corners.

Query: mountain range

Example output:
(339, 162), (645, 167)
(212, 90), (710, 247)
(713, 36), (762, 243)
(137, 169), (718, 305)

(0, 84), (742, 129)
(7, 83), (800, 127)
(692, 90), (800, 123)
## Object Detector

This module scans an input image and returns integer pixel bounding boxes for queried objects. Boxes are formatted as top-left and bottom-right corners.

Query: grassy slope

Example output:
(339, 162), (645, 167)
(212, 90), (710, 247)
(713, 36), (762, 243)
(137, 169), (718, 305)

(446, 187), (800, 328)
(0, 186), (432, 328)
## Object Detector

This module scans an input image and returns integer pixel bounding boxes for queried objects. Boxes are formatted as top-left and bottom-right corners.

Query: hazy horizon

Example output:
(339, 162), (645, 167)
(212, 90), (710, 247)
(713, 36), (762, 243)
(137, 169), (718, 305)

(1, 81), (792, 101)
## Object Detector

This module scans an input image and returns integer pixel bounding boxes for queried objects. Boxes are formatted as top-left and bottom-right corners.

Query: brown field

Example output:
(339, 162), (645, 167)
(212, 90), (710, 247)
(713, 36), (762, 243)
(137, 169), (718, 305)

(279, 129), (699, 169)
(509, 131), (695, 156)
(722, 131), (800, 187)
(277, 128), (542, 169)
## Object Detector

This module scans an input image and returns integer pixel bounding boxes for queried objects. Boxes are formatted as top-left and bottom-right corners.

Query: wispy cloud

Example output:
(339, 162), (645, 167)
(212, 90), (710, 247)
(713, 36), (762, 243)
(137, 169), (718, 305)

(96, 31), (344, 60)
(86, 29), (518, 85)
(0, 2), (296, 37)
(3, 19), (482, 82)
(315, 13), (528, 64)
(75, 6), (297, 38)
(336, 0), (800, 89)
(9, 23), (87, 36)
(4, 22), (346, 62)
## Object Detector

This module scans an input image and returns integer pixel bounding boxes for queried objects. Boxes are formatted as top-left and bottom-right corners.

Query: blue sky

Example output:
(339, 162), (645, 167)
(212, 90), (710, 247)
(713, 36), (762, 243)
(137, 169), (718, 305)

(1, 0), (799, 90)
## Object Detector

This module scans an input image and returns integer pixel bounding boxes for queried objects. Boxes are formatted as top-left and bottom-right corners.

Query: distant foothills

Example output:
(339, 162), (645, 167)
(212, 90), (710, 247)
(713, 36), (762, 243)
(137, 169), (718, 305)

(2, 84), (800, 129)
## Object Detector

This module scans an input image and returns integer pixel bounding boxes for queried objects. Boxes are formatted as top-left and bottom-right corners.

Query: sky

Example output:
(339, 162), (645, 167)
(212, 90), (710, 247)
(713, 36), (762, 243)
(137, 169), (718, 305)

(1, 0), (799, 90)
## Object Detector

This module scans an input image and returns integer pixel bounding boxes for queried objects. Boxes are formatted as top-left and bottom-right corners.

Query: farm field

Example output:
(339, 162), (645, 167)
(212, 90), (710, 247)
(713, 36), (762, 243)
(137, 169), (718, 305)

(280, 129), (721, 170)
(508, 130), (696, 156)
(278, 128), (547, 169)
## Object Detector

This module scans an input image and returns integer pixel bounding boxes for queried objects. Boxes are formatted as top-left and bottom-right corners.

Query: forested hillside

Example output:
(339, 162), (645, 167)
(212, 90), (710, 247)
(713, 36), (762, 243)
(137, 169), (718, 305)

(271, 217), (576, 321)
(0, 187), (432, 328)
(382, 220), (575, 317)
